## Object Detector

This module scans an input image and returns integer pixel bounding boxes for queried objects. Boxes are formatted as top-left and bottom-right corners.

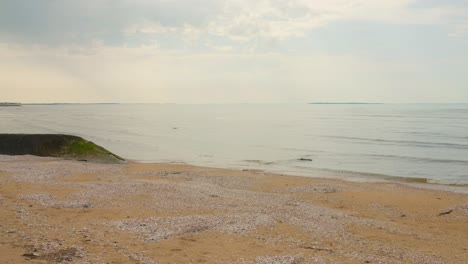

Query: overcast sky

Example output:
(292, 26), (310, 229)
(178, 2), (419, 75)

(1, 0), (467, 103)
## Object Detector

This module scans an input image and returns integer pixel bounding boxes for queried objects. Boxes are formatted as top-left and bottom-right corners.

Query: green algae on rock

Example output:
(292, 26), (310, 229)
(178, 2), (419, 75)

(0, 134), (125, 163)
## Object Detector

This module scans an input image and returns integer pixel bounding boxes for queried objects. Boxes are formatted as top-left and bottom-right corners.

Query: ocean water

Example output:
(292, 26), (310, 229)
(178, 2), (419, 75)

(1, 103), (468, 184)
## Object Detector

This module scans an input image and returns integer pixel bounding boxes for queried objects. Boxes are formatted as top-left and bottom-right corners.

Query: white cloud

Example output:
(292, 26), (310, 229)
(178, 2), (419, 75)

(125, 22), (170, 35)
(122, 0), (468, 46)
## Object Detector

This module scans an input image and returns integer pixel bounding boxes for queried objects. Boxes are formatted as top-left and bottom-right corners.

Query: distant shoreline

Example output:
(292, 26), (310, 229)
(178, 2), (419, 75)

(308, 102), (384, 105)
(22, 103), (120, 105)
(13, 102), (468, 105)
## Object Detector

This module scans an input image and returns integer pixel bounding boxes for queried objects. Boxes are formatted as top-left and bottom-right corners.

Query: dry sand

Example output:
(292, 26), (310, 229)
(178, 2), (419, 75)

(0, 155), (467, 263)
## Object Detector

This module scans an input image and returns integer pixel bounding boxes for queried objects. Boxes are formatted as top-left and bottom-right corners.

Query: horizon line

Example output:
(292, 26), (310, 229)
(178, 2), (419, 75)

(16, 102), (468, 105)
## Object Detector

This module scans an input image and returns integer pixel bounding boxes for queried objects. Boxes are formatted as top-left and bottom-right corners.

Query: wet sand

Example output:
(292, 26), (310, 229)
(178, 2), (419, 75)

(0, 155), (467, 263)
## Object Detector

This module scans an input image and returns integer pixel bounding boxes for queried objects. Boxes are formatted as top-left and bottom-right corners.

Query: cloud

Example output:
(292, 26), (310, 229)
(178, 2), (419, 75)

(0, 1), (467, 104)
(207, 0), (468, 42)
(1, 0), (467, 49)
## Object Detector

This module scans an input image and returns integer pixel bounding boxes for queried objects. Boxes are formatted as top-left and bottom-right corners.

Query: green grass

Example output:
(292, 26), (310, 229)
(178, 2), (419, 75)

(65, 139), (124, 162)
(68, 140), (98, 155)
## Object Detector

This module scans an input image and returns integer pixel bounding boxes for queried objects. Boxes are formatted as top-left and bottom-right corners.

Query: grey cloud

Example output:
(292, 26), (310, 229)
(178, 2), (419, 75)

(0, 0), (221, 46)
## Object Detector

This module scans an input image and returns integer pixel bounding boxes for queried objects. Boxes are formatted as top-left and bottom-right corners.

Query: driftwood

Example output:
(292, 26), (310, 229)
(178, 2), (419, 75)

(438, 209), (453, 216)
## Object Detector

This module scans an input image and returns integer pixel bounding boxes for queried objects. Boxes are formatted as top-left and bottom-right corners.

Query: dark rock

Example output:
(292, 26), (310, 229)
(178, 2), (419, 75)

(298, 158), (313, 162)
(22, 252), (40, 259)
(0, 134), (125, 163)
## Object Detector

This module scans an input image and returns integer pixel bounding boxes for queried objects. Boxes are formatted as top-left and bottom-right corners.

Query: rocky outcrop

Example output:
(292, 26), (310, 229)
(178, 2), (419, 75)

(0, 134), (124, 163)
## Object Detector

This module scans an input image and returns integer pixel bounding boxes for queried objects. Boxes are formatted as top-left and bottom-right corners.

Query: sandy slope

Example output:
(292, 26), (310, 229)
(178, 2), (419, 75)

(0, 155), (467, 263)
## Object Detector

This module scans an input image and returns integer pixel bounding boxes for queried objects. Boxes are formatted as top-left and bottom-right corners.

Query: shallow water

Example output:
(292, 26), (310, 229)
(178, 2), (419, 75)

(1, 103), (467, 184)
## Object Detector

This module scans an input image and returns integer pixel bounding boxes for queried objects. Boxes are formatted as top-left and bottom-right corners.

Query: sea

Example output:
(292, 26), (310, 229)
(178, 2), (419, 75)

(1, 103), (468, 185)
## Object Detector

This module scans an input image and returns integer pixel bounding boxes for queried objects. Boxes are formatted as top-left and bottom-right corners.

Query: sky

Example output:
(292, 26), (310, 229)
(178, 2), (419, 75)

(0, 0), (467, 103)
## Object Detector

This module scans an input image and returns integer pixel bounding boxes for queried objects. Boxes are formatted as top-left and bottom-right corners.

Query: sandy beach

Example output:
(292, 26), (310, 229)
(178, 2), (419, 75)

(0, 155), (467, 263)
(3, 0), (468, 262)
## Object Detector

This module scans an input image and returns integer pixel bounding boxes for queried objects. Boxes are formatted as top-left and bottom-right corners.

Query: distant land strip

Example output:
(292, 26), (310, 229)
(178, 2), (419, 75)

(23, 103), (120, 105)
(309, 102), (384, 105)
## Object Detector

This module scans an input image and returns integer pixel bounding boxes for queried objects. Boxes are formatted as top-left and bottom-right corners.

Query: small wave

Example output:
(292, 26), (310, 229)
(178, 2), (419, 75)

(243, 160), (275, 165)
(287, 165), (429, 183)
(280, 148), (325, 154)
(317, 135), (468, 149)
(363, 154), (468, 164)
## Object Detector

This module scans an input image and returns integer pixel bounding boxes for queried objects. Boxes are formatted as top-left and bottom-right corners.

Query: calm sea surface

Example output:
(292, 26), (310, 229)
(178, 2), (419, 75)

(1, 104), (468, 184)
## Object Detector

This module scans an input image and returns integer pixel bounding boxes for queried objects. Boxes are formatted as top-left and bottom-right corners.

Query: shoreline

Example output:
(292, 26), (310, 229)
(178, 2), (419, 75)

(1, 155), (467, 263)
(132, 159), (468, 193)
